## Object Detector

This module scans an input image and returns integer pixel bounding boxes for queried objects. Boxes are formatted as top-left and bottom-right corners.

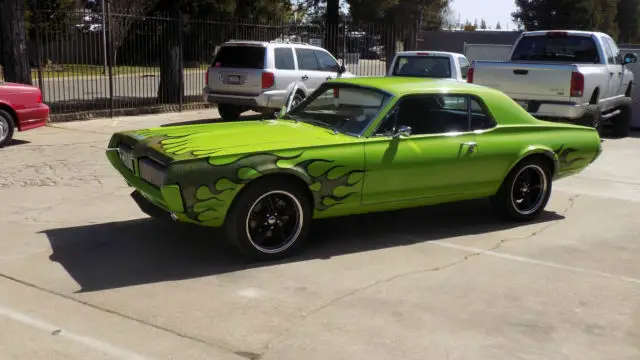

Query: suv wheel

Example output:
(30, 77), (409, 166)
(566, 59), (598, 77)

(217, 104), (243, 121)
(612, 100), (632, 138)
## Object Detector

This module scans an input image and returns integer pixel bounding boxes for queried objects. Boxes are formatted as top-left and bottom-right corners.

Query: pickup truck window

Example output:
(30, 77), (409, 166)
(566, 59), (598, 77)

(458, 57), (470, 79)
(511, 35), (600, 63)
(392, 56), (452, 78)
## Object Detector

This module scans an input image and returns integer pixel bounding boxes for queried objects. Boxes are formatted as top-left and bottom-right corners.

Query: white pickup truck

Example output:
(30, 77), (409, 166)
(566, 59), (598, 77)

(387, 51), (471, 81)
(468, 30), (638, 137)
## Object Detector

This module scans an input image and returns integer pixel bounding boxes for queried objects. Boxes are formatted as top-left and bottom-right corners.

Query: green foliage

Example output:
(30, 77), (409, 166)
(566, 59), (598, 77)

(617, 0), (640, 43)
(512, 0), (618, 37)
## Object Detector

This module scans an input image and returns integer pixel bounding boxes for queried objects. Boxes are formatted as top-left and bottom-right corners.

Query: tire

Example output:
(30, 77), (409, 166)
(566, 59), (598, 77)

(217, 104), (243, 121)
(224, 178), (312, 262)
(576, 104), (602, 133)
(0, 109), (15, 148)
(612, 100), (632, 138)
(490, 157), (553, 222)
(290, 92), (304, 109)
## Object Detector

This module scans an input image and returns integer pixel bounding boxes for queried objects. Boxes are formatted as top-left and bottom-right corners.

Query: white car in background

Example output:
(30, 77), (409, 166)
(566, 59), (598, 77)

(203, 40), (355, 121)
(387, 51), (471, 82)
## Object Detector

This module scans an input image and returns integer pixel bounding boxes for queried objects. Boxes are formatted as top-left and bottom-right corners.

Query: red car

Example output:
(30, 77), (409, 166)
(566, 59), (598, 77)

(0, 81), (49, 147)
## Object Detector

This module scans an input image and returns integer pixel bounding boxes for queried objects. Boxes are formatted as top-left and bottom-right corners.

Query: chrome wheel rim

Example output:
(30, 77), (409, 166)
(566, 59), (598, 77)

(245, 190), (303, 254)
(510, 164), (548, 215)
(0, 117), (8, 143)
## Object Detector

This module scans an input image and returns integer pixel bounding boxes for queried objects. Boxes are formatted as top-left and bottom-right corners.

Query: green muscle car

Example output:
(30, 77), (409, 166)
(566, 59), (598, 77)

(106, 77), (603, 261)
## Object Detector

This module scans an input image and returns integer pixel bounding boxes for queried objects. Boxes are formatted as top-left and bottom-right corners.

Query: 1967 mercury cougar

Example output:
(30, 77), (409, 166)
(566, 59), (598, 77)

(106, 77), (602, 261)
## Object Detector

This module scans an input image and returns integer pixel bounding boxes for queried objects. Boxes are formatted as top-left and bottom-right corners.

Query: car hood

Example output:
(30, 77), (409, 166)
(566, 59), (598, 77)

(111, 119), (359, 163)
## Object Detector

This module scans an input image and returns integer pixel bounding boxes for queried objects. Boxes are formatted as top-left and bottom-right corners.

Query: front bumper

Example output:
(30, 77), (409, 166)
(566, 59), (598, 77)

(106, 148), (186, 219)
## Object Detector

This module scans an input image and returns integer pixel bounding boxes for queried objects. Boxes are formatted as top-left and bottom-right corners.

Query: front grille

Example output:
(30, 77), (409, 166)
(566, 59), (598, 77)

(138, 157), (167, 188)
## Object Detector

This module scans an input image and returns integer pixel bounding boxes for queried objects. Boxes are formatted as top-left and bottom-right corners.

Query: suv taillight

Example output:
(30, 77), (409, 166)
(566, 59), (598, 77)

(261, 71), (275, 89)
(467, 67), (474, 83)
(570, 71), (584, 97)
(205, 68), (209, 86)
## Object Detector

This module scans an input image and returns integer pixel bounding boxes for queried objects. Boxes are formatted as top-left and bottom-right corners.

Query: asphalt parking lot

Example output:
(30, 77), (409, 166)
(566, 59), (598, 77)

(1, 110), (640, 360)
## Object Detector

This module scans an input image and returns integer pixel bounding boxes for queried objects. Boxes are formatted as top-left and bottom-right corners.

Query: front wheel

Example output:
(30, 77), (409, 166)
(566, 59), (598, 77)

(224, 179), (312, 261)
(0, 109), (15, 148)
(612, 100), (632, 138)
(490, 158), (553, 222)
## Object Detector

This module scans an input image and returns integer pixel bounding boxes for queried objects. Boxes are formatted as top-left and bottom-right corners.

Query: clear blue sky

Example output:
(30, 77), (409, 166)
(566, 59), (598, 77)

(450, 0), (518, 29)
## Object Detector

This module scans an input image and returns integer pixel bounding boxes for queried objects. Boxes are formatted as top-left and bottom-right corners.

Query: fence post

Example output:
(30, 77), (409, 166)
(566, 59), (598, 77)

(178, 11), (184, 112)
(34, 11), (45, 99)
(107, 1), (114, 118)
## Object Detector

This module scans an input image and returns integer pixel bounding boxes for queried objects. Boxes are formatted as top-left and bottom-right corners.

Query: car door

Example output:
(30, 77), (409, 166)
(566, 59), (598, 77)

(600, 38), (619, 108)
(361, 93), (480, 205)
(294, 47), (325, 93)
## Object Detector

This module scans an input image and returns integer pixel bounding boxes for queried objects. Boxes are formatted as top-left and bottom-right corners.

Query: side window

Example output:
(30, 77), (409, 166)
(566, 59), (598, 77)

(314, 50), (340, 71)
(274, 48), (296, 70)
(469, 98), (496, 131)
(602, 40), (615, 64)
(373, 107), (397, 136)
(607, 38), (622, 64)
(395, 95), (470, 135)
(458, 57), (470, 79)
(295, 48), (321, 71)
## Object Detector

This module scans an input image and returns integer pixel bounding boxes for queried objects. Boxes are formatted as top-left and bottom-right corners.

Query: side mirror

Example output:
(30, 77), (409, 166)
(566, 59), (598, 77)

(392, 125), (412, 139)
(623, 52), (638, 65)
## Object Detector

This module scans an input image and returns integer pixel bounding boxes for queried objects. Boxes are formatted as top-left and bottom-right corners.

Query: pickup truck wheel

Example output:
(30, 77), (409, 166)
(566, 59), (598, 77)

(224, 179), (312, 262)
(612, 101), (631, 138)
(217, 104), (243, 121)
(577, 105), (602, 133)
(490, 158), (552, 222)
(0, 109), (15, 148)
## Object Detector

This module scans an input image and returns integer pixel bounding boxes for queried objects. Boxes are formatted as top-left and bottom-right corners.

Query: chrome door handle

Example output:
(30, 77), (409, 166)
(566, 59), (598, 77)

(462, 141), (477, 153)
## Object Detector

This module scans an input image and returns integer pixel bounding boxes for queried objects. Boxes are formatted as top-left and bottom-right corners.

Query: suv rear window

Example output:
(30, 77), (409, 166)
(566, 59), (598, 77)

(392, 56), (451, 78)
(511, 35), (600, 63)
(212, 45), (265, 69)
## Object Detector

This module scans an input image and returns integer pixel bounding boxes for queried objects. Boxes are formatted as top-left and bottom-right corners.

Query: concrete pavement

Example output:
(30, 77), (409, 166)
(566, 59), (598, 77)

(1, 110), (639, 359)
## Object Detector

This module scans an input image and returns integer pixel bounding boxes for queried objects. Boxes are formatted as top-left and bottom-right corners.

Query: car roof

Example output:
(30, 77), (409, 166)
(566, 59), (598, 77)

(223, 39), (323, 50)
(395, 50), (465, 57)
(329, 77), (498, 97)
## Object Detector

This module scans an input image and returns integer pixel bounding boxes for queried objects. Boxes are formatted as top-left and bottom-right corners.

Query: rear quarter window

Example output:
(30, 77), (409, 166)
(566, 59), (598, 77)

(212, 45), (266, 69)
(511, 35), (600, 63)
(274, 48), (296, 70)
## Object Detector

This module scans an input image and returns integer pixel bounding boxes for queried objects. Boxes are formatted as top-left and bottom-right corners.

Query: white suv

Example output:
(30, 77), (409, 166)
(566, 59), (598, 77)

(202, 40), (355, 121)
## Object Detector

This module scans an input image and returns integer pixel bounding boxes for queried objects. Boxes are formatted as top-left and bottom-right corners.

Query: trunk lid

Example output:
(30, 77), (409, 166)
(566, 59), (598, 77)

(206, 42), (268, 96)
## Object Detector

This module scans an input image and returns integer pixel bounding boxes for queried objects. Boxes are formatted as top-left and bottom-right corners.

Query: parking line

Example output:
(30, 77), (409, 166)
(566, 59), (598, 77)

(0, 305), (154, 360)
(426, 240), (640, 285)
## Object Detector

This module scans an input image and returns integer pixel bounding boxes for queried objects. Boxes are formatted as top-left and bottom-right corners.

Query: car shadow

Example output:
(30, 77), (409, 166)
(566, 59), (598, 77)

(6, 139), (31, 147)
(160, 113), (268, 127)
(41, 199), (564, 293)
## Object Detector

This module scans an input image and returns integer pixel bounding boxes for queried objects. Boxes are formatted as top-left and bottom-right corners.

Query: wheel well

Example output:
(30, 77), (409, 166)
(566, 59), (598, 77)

(626, 82), (633, 97)
(0, 104), (17, 125)
(589, 88), (599, 104)
(225, 172), (314, 221)
(295, 89), (306, 98)
(519, 153), (556, 178)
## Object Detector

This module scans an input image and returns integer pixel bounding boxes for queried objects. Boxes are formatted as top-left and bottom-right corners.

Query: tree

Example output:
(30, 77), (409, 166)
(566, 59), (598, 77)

(496, 21), (502, 29)
(0, 0), (32, 84)
(480, 18), (487, 29)
(512, 0), (618, 36)
(617, 0), (640, 43)
(473, 18), (478, 28)
(107, 0), (156, 66)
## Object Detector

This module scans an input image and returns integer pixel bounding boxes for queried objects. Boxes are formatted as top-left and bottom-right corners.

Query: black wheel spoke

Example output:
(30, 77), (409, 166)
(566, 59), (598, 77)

(512, 165), (547, 214)
(246, 191), (302, 253)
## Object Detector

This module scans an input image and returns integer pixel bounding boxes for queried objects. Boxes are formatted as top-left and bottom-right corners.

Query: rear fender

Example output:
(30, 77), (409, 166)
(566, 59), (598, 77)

(503, 145), (559, 180)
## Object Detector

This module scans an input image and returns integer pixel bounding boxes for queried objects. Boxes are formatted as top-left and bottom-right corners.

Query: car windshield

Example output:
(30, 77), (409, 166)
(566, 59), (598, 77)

(286, 84), (392, 136)
(392, 56), (452, 78)
(511, 35), (600, 63)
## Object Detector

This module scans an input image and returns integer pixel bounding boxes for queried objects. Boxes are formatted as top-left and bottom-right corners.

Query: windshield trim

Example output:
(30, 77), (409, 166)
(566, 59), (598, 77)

(287, 82), (395, 138)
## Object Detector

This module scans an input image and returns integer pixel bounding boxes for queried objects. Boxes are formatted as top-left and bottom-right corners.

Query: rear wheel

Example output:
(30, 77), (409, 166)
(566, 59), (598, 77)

(217, 104), (243, 121)
(490, 158), (553, 222)
(224, 178), (312, 262)
(0, 109), (15, 148)
(576, 105), (602, 133)
(612, 100), (632, 138)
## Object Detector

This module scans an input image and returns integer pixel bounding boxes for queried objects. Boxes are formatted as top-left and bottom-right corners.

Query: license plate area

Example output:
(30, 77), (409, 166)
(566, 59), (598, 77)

(118, 145), (135, 171)
(226, 75), (241, 84)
